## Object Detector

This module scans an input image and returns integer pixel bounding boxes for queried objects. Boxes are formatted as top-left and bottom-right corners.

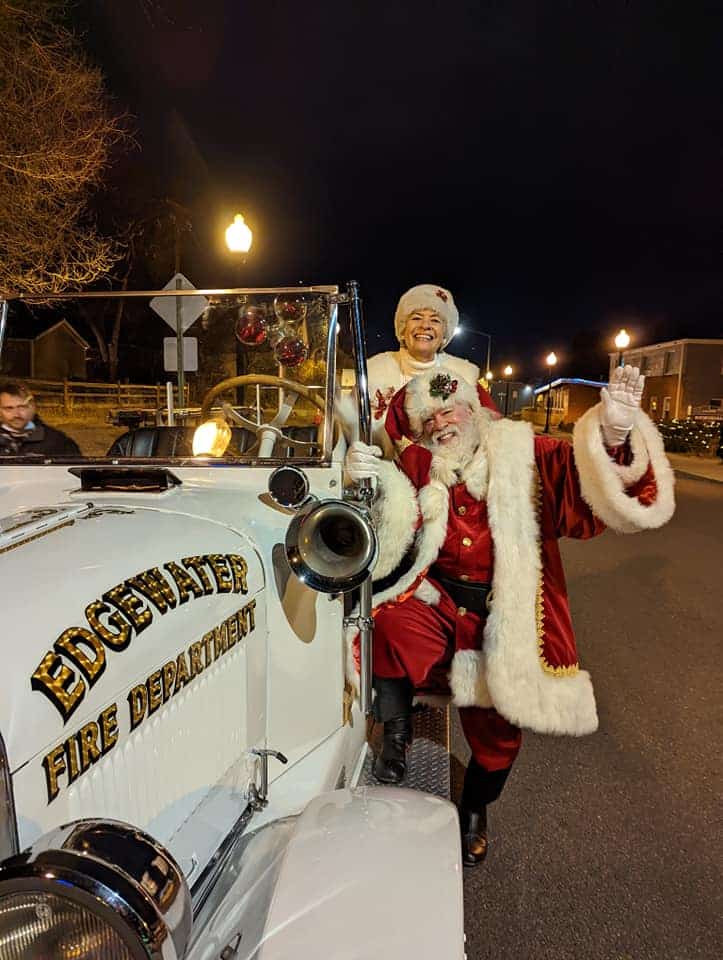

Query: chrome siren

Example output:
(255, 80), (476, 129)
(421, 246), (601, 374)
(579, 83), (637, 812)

(285, 498), (377, 593)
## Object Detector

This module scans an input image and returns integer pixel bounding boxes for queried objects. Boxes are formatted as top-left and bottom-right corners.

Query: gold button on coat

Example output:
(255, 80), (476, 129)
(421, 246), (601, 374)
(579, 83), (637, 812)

(457, 505), (467, 516)
(457, 606), (467, 617)
(460, 574), (470, 581)
(462, 537), (472, 547)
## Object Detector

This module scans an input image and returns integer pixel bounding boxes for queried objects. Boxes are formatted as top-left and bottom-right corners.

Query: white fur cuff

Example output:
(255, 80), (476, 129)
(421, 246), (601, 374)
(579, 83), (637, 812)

(449, 649), (494, 708)
(573, 404), (675, 533)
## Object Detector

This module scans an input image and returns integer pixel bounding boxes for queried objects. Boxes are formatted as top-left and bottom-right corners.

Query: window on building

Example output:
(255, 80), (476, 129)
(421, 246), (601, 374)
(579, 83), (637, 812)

(662, 396), (671, 419)
(640, 356), (650, 374)
(663, 351), (675, 374)
(710, 398), (722, 409)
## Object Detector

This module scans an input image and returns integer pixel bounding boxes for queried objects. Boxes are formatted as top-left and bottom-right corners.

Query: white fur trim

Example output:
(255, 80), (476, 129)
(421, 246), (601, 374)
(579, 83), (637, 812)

(483, 418), (599, 735)
(573, 405), (676, 534)
(405, 367), (480, 437)
(413, 578), (441, 606)
(370, 460), (418, 581)
(449, 649), (493, 708)
(371, 480), (450, 608)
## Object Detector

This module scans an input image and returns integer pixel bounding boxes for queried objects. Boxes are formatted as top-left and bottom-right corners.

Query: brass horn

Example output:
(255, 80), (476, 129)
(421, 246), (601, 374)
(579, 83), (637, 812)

(285, 498), (377, 593)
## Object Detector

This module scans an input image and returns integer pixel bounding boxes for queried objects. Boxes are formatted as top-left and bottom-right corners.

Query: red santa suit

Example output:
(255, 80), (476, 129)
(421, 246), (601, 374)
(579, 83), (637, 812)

(349, 373), (675, 770)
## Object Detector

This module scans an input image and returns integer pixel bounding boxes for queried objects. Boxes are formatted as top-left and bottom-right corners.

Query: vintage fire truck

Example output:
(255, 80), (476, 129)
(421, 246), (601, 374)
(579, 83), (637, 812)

(0, 284), (464, 959)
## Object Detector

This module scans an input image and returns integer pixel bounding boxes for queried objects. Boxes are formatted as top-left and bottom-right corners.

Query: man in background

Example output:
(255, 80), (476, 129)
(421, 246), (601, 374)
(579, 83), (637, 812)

(0, 381), (80, 456)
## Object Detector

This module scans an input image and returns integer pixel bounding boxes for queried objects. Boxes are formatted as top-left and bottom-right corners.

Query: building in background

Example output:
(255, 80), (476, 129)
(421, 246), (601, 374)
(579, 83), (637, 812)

(531, 378), (606, 429)
(489, 379), (532, 416)
(610, 338), (723, 421)
(1, 320), (89, 380)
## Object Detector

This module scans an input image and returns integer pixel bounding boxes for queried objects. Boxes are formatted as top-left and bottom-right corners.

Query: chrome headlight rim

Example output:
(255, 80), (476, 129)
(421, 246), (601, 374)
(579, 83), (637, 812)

(285, 498), (378, 594)
(0, 819), (192, 960)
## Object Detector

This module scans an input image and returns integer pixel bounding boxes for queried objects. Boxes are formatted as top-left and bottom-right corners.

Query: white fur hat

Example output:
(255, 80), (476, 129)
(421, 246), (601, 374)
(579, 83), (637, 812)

(394, 284), (459, 347)
(404, 368), (482, 436)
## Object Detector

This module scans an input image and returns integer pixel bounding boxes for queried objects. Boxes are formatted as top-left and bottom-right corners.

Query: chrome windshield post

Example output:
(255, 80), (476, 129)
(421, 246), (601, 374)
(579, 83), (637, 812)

(346, 281), (375, 715)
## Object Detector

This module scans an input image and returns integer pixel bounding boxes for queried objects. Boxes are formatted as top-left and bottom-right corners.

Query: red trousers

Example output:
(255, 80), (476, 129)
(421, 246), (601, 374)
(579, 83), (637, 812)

(373, 587), (522, 772)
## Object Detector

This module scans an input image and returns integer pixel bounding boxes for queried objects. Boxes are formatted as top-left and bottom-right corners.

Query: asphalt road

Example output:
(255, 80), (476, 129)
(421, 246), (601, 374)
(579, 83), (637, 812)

(455, 477), (723, 960)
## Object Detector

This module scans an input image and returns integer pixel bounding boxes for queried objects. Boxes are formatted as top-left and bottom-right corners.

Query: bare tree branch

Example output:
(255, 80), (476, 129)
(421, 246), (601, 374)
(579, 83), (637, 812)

(0, 1), (131, 296)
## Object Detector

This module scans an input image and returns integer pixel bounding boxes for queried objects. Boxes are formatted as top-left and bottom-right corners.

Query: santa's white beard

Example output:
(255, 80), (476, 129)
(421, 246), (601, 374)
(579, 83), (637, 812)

(425, 417), (482, 472)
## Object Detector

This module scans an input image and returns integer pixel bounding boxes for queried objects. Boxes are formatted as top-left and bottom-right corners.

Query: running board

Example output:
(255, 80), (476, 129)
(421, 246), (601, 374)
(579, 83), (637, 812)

(360, 703), (451, 799)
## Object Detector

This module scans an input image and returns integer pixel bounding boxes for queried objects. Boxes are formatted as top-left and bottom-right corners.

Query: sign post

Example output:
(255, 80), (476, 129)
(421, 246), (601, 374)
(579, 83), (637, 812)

(150, 275), (208, 415)
(175, 276), (185, 408)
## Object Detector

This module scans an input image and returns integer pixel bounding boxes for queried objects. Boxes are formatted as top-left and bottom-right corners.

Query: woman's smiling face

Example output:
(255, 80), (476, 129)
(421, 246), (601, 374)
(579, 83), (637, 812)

(403, 308), (445, 361)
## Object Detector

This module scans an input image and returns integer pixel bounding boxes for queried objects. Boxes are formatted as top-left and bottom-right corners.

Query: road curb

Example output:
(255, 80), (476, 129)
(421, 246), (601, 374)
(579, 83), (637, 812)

(672, 469), (723, 485)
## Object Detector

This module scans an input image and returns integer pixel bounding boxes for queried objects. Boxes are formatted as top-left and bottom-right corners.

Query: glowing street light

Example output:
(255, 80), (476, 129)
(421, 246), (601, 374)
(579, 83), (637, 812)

(455, 325), (492, 376)
(225, 213), (253, 253)
(485, 370), (493, 381)
(614, 329), (630, 367)
(544, 351), (558, 434)
(502, 365), (513, 416)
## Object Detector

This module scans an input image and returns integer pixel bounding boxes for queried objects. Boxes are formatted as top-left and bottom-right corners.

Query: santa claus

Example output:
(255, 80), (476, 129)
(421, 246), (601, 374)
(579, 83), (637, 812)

(345, 364), (675, 866)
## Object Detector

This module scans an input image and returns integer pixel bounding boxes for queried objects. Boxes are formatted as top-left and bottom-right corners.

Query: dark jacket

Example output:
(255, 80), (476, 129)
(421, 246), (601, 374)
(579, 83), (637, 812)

(0, 418), (80, 457)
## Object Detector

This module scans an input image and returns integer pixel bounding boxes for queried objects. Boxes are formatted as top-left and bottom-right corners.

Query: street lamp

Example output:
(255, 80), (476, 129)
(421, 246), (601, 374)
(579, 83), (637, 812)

(454, 325), (492, 378)
(544, 351), (558, 434)
(503, 365), (513, 416)
(614, 328), (630, 367)
(225, 213), (253, 254)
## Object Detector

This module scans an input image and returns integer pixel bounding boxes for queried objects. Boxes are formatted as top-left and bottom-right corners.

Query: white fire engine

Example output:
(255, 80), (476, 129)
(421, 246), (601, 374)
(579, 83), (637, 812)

(0, 284), (463, 959)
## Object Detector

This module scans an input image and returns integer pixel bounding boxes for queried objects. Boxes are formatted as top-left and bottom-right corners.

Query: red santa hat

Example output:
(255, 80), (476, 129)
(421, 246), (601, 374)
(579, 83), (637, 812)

(394, 284), (459, 348)
(385, 368), (500, 442)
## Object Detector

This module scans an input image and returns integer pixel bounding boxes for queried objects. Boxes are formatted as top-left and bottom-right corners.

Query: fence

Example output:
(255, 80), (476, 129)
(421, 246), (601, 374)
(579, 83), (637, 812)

(23, 378), (189, 416)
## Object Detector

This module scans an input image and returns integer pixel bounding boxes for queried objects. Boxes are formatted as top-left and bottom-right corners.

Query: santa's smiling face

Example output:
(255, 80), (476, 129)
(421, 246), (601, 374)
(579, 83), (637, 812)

(422, 403), (477, 462)
(403, 308), (445, 362)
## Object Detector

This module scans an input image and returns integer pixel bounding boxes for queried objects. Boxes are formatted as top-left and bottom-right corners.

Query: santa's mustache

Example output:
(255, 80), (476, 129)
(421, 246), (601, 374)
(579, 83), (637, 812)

(430, 425), (460, 445)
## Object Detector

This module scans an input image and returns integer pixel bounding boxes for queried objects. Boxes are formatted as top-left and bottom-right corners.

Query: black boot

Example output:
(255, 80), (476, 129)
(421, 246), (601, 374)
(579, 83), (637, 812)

(460, 806), (488, 866)
(459, 760), (513, 867)
(372, 677), (414, 785)
(373, 715), (413, 784)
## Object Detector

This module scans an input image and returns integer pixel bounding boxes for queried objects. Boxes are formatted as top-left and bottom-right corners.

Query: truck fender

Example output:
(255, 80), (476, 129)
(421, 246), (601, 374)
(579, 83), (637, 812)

(257, 786), (465, 959)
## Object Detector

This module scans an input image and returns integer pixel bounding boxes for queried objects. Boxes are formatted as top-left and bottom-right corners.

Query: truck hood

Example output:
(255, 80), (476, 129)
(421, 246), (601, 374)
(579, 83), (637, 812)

(0, 501), (264, 772)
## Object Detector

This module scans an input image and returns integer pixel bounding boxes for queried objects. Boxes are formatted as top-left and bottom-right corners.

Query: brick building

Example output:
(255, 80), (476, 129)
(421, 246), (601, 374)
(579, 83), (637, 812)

(531, 378), (606, 428)
(609, 338), (723, 421)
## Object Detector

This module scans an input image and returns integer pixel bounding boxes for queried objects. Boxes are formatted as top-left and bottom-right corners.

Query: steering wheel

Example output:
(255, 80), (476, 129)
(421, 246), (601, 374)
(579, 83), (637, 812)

(199, 374), (326, 457)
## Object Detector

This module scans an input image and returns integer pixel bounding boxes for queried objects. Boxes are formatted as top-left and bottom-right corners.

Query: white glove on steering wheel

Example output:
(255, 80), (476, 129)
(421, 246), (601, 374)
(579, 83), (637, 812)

(600, 365), (645, 447)
(345, 440), (382, 482)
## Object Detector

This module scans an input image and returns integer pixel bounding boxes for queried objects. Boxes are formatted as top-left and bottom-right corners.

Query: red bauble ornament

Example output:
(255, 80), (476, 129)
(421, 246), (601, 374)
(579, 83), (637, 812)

(235, 306), (267, 346)
(273, 296), (308, 327)
(274, 336), (308, 367)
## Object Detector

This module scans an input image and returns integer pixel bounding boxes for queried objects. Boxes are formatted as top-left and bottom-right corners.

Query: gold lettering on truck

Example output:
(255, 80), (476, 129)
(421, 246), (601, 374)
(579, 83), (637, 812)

(30, 555), (253, 723)
(39, 599), (258, 804)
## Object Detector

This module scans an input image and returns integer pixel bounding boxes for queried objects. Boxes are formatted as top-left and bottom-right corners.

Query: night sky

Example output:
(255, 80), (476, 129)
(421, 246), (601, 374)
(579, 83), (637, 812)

(78, 0), (723, 380)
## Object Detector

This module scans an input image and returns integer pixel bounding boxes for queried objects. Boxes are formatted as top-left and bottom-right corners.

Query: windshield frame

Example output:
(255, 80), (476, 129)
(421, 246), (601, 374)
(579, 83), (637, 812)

(0, 284), (356, 468)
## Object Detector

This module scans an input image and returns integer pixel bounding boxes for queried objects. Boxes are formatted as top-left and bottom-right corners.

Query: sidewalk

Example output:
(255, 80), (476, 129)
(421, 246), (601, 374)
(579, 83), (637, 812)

(665, 453), (723, 484)
(532, 425), (723, 484)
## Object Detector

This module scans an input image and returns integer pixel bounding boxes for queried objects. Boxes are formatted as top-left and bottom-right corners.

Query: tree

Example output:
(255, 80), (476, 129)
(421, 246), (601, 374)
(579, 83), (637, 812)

(0, 0), (129, 296)
(78, 198), (192, 381)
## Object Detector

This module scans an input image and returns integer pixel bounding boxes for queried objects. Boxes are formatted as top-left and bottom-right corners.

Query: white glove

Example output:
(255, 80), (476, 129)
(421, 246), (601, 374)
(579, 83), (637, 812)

(344, 440), (382, 482)
(600, 365), (645, 447)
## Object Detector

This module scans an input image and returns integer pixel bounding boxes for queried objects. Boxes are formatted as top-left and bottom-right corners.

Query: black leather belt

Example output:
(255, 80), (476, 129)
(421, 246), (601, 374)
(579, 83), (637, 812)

(430, 568), (492, 614)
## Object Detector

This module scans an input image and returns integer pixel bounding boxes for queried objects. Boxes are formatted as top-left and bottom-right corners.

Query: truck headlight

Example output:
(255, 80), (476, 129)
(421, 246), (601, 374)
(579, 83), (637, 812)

(0, 819), (191, 960)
